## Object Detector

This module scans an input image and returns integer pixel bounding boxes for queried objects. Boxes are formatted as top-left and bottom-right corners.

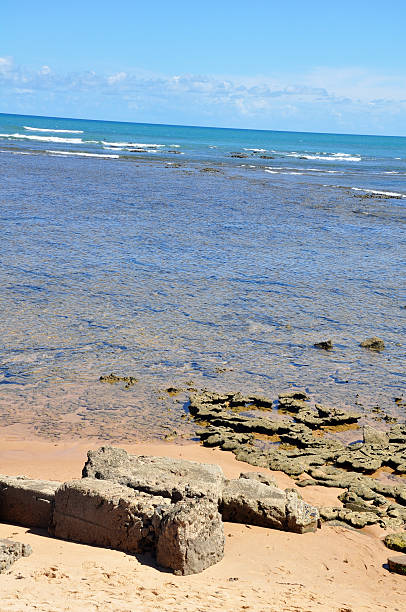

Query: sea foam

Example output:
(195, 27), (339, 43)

(24, 126), (84, 134)
(46, 150), (119, 159)
(0, 133), (83, 144)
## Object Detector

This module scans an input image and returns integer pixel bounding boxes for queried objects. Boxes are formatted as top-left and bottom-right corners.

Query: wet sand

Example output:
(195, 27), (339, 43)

(0, 435), (404, 611)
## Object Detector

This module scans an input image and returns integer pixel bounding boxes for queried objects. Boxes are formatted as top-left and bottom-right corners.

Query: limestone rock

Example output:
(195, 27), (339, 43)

(239, 472), (277, 487)
(0, 539), (32, 573)
(363, 426), (389, 446)
(82, 446), (225, 503)
(0, 475), (60, 528)
(51, 478), (171, 553)
(221, 478), (319, 533)
(156, 499), (224, 575)
(384, 532), (406, 553)
(388, 555), (406, 575)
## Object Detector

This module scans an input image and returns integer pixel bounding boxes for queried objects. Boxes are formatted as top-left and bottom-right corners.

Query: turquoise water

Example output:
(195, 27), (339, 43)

(0, 113), (405, 441)
(1, 112), (406, 197)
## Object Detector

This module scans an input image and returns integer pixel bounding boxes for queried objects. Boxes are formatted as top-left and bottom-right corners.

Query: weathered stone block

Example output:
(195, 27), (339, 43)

(50, 478), (170, 553)
(156, 499), (224, 575)
(82, 446), (225, 502)
(0, 475), (59, 528)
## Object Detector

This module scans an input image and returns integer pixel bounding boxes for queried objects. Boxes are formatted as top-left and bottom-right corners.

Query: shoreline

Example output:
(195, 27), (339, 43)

(0, 435), (405, 611)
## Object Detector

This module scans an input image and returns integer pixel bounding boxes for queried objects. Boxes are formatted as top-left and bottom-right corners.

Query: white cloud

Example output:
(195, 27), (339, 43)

(0, 57), (405, 134)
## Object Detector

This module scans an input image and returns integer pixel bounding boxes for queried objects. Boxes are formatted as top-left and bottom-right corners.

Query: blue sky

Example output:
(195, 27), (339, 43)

(1, 0), (406, 135)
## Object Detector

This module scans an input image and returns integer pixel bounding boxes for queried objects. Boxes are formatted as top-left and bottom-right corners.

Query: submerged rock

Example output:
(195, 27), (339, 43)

(314, 339), (333, 351)
(360, 337), (385, 351)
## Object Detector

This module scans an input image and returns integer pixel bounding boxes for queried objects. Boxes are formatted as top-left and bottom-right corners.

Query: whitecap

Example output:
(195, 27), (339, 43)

(351, 187), (406, 198)
(284, 152), (361, 162)
(0, 132), (83, 144)
(101, 140), (165, 148)
(244, 148), (267, 152)
(24, 126), (84, 134)
(46, 150), (119, 159)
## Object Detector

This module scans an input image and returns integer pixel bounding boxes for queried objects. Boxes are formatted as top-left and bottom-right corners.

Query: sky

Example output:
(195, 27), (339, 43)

(1, 0), (406, 135)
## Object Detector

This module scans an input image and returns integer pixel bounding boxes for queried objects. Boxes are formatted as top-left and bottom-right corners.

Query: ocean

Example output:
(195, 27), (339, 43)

(0, 112), (404, 441)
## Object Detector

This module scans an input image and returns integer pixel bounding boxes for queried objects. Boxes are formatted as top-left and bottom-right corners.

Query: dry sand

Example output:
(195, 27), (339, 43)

(0, 436), (404, 611)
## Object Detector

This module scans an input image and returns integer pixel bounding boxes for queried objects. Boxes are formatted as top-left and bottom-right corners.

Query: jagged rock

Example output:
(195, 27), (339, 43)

(319, 507), (380, 528)
(221, 478), (319, 533)
(388, 555), (406, 575)
(0, 475), (60, 528)
(0, 539), (32, 573)
(363, 426), (389, 446)
(384, 532), (406, 553)
(278, 390), (309, 412)
(389, 425), (406, 444)
(156, 499), (224, 575)
(360, 337), (385, 351)
(82, 447), (225, 503)
(239, 472), (277, 487)
(285, 489), (320, 533)
(314, 340), (333, 350)
(51, 478), (171, 553)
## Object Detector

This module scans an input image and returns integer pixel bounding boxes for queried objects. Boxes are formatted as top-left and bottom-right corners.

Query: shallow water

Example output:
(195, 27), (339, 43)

(0, 116), (405, 441)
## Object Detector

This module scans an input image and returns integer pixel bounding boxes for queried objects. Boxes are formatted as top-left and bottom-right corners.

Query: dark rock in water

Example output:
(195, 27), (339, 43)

(200, 167), (221, 173)
(99, 373), (137, 388)
(229, 153), (248, 158)
(259, 155), (274, 159)
(388, 555), (406, 575)
(360, 337), (385, 351)
(156, 499), (224, 575)
(314, 339), (333, 351)
(384, 532), (406, 553)
(0, 539), (32, 574)
(167, 150), (181, 154)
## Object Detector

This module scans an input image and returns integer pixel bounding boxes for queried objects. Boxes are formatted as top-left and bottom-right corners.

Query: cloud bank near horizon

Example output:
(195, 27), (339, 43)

(1, 56), (405, 135)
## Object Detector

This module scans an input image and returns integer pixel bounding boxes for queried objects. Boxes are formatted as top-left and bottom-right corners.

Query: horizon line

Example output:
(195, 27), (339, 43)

(1, 111), (405, 140)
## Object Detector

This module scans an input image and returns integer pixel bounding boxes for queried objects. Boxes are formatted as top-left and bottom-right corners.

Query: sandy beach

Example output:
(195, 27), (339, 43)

(0, 435), (404, 612)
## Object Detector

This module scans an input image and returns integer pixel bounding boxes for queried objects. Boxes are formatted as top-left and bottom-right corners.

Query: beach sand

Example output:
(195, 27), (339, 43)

(0, 435), (404, 611)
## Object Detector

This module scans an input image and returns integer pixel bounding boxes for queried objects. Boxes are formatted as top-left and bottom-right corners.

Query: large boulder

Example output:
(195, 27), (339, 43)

(50, 478), (171, 553)
(156, 499), (224, 575)
(82, 447), (225, 503)
(0, 475), (60, 528)
(51, 478), (224, 574)
(0, 539), (32, 573)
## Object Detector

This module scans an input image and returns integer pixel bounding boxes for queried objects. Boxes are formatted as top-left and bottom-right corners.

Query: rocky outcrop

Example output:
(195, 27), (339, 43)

(82, 447), (319, 534)
(0, 447), (322, 574)
(0, 475), (60, 528)
(0, 539), (32, 573)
